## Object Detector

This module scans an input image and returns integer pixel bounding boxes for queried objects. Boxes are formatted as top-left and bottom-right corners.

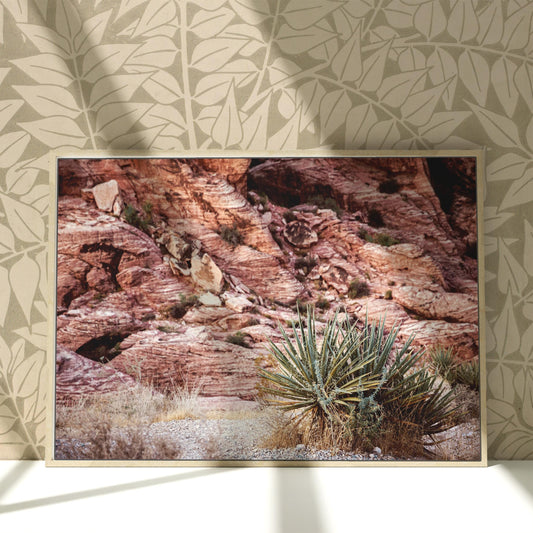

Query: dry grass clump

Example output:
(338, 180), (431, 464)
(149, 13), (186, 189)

(55, 382), (203, 460)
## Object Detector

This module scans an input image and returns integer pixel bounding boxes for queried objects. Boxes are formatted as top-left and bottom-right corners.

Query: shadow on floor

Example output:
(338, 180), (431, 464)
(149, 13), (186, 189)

(0, 464), (235, 514)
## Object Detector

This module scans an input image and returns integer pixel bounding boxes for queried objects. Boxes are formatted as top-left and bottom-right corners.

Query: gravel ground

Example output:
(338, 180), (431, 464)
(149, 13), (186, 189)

(56, 412), (481, 463)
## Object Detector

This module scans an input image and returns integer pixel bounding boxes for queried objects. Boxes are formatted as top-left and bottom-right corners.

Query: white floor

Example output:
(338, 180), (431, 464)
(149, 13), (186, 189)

(0, 461), (532, 532)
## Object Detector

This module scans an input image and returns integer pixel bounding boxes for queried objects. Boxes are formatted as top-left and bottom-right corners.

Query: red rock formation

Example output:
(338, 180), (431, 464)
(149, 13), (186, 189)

(55, 156), (480, 406)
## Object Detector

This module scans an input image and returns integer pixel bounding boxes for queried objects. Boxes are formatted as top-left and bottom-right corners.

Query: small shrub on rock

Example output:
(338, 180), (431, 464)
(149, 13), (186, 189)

(226, 331), (250, 348)
(220, 223), (243, 246)
(367, 208), (384, 227)
(348, 278), (370, 298)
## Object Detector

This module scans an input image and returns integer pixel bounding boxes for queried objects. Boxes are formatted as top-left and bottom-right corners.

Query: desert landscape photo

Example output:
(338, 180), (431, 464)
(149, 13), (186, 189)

(53, 155), (483, 463)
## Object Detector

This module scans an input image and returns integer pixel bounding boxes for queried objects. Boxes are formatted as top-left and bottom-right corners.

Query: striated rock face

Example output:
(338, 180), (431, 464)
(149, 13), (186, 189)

(55, 156), (480, 406)
(109, 328), (261, 398)
(56, 345), (138, 405)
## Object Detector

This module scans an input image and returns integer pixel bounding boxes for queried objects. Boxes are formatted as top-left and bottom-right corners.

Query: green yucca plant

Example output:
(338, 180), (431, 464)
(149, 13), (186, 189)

(260, 308), (382, 424)
(455, 359), (480, 390)
(261, 307), (457, 454)
(429, 346), (458, 383)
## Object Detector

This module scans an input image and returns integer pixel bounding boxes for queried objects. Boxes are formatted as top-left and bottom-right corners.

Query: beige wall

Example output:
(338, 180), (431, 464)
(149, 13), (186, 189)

(0, 0), (531, 459)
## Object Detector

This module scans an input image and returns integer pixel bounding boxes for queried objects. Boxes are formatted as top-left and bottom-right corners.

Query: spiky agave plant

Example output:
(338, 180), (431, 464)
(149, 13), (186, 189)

(259, 307), (382, 439)
(261, 308), (457, 454)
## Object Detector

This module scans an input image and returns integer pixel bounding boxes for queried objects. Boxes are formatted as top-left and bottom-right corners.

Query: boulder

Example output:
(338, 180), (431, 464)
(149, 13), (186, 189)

(191, 253), (224, 294)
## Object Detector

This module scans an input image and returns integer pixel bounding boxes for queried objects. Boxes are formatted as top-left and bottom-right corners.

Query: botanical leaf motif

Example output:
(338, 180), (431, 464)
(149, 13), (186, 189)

(397, 49), (426, 83)
(383, 0), (416, 29)
(0, 224), (15, 254)
(190, 7), (234, 39)
(82, 44), (138, 83)
(0, 0), (27, 21)
(466, 102), (521, 148)
(0, 99), (23, 132)
(319, 89), (351, 143)
(88, 73), (150, 110)
(494, 292), (521, 358)
(219, 24), (265, 57)
(488, 363), (515, 404)
(376, 69), (426, 107)
(413, 0), (446, 39)
(276, 23), (335, 55)
(297, 80), (326, 132)
(401, 79), (449, 127)
(500, 168), (533, 210)
(20, 184), (48, 214)
(13, 322), (48, 350)
(282, 0), (344, 31)
(140, 104), (185, 132)
(35, 248), (47, 305)
(117, 0), (149, 20)
(17, 24), (71, 58)
(366, 119), (401, 149)
(501, 4), (532, 51)
(358, 40), (391, 92)
(309, 37), (339, 63)
(194, 60), (257, 105)
(458, 51), (489, 106)
(268, 57), (301, 84)
(498, 237), (528, 296)
(267, 108), (300, 151)
(190, 38), (246, 73)
(487, 398), (519, 445)
(496, 431), (533, 459)
(19, 116), (86, 148)
(74, 9), (112, 55)
(0, 131), (30, 168)
(95, 102), (152, 141)
(132, 0), (176, 38)
(0, 338), (46, 458)
(241, 93), (271, 150)
(229, 0), (271, 24)
(520, 322), (533, 359)
(9, 254), (38, 324)
(211, 83), (242, 147)
(331, 24), (361, 82)
(418, 111), (470, 144)
(142, 70), (182, 104)
(332, 8), (357, 40)
(13, 85), (80, 119)
(514, 63), (533, 110)
(447, 0), (479, 42)
(125, 37), (177, 70)
(491, 57), (519, 117)
(345, 103), (378, 147)
(525, 220), (533, 276)
(486, 153), (529, 182)
(5, 163), (39, 195)
(278, 89), (296, 119)
(476, 0), (503, 45)
(55, 0), (82, 43)
(484, 207), (513, 234)
(10, 54), (73, 87)
(0, 267), (9, 326)
(196, 106), (220, 136)
(109, 125), (163, 149)
(514, 370), (533, 428)
(526, 116), (533, 152)
(0, 194), (44, 243)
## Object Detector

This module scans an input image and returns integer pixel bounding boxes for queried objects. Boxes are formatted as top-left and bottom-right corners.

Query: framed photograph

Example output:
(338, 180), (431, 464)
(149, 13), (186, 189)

(47, 151), (487, 466)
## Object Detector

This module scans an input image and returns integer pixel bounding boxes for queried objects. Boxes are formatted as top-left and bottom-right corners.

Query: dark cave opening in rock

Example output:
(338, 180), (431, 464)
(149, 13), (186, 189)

(76, 334), (128, 363)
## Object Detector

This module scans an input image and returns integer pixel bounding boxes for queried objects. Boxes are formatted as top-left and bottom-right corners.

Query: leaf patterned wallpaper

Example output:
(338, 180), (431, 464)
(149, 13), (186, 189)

(0, 0), (531, 459)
